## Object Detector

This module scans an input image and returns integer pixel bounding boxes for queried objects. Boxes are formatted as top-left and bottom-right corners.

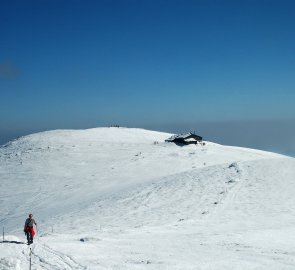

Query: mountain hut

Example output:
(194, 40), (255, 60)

(165, 133), (203, 145)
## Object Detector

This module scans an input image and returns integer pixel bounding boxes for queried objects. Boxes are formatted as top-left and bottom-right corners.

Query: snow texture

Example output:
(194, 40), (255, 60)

(0, 127), (294, 269)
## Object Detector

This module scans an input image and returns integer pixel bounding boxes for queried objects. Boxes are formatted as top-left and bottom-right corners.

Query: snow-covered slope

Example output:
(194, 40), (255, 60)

(0, 127), (294, 269)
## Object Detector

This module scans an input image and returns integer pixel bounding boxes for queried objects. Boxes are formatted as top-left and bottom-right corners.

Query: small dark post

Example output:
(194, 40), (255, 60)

(2, 227), (4, 242)
(29, 248), (32, 270)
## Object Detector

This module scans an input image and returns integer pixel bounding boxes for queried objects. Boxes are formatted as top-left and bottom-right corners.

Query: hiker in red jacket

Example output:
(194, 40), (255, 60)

(24, 214), (37, 244)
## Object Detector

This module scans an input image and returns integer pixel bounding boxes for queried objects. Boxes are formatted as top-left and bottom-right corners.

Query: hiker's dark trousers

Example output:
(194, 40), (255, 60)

(26, 232), (33, 243)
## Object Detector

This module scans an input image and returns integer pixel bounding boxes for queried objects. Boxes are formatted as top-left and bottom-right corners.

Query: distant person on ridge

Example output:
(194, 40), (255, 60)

(24, 213), (37, 244)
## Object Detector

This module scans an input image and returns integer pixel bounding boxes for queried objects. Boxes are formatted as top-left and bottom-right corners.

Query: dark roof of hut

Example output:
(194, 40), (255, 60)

(165, 132), (202, 142)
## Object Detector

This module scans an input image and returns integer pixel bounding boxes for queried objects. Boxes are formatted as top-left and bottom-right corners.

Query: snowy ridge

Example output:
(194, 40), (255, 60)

(0, 127), (294, 269)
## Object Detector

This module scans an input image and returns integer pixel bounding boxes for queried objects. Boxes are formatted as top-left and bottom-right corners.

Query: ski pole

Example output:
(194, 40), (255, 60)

(36, 224), (40, 241)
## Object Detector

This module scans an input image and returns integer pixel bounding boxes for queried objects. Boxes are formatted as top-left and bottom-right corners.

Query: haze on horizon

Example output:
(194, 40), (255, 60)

(1, 0), (294, 156)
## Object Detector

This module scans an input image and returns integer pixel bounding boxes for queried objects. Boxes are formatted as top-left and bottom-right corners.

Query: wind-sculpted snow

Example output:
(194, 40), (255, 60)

(0, 127), (294, 269)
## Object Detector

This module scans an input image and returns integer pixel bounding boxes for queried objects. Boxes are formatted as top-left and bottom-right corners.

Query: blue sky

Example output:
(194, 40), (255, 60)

(0, 0), (294, 155)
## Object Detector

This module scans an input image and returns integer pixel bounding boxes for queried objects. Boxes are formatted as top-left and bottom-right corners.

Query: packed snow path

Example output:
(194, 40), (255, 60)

(0, 128), (294, 269)
(0, 239), (85, 269)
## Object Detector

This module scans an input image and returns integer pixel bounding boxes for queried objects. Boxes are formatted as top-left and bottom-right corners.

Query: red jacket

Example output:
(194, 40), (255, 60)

(24, 226), (35, 237)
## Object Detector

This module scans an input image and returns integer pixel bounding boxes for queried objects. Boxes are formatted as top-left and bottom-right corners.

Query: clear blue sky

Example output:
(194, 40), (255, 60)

(0, 0), (295, 155)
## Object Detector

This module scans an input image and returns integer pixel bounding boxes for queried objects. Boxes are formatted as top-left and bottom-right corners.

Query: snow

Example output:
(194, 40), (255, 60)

(0, 127), (294, 269)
